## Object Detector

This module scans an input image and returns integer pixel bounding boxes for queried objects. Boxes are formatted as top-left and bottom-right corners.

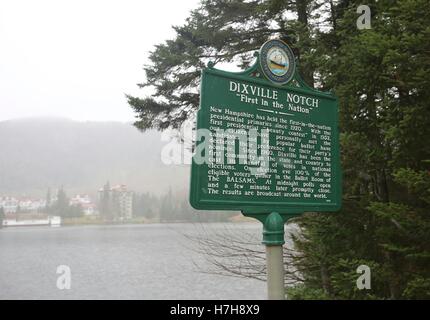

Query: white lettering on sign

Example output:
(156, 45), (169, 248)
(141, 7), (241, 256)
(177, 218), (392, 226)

(286, 93), (319, 108)
(229, 80), (320, 115)
(229, 81), (278, 100)
(200, 105), (334, 200)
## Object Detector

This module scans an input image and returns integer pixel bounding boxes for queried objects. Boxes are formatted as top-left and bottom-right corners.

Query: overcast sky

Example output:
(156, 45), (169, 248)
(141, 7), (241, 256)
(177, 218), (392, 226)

(0, 0), (200, 122)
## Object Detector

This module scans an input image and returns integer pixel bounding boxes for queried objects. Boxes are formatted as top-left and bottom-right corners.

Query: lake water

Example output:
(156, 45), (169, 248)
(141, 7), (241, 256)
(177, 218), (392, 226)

(0, 223), (267, 299)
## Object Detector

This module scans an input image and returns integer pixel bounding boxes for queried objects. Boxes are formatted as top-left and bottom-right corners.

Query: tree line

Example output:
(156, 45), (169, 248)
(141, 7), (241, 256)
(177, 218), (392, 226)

(46, 187), (84, 218)
(133, 189), (235, 223)
(0, 207), (5, 228)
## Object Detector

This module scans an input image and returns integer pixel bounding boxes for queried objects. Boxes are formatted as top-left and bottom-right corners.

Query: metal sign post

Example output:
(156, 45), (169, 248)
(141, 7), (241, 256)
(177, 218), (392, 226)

(266, 245), (285, 299)
(263, 212), (286, 300)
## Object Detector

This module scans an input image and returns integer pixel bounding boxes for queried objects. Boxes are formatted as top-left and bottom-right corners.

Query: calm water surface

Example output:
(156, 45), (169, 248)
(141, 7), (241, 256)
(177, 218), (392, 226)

(0, 223), (266, 299)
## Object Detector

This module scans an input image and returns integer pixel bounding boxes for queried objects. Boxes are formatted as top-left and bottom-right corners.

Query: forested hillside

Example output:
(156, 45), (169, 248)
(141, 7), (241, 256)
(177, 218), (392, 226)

(0, 118), (189, 196)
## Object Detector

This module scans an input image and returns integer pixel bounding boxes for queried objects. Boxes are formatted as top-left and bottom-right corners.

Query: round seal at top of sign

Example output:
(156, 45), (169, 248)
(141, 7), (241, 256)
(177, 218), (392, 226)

(259, 39), (296, 85)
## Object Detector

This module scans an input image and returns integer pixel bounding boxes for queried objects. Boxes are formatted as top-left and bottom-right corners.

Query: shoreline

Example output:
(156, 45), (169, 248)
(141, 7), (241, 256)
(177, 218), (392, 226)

(0, 215), (258, 228)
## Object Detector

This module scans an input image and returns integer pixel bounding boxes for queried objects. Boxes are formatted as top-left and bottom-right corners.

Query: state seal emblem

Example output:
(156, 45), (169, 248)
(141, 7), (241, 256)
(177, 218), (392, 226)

(260, 39), (296, 85)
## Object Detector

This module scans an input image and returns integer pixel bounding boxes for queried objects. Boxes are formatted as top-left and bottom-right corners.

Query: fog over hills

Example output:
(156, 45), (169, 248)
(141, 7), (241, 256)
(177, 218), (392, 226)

(0, 118), (189, 197)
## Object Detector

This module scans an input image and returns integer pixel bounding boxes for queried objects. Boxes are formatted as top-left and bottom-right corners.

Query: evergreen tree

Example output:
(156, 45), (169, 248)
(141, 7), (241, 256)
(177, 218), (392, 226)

(99, 181), (112, 220)
(45, 188), (51, 213)
(127, 0), (317, 130)
(287, 0), (430, 299)
(159, 188), (174, 222)
(132, 193), (141, 217)
(143, 193), (157, 219)
(326, 0), (427, 297)
(68, 204), (84, 218)
(128, 0), (430, 299)
(133, 193), (157, 219)
(0, 206), (5, 228)
(52, 186), (70, 218)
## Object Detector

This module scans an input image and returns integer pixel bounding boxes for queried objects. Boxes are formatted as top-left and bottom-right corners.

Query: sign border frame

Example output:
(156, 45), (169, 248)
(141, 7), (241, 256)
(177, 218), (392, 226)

(189, 58), (342, 216)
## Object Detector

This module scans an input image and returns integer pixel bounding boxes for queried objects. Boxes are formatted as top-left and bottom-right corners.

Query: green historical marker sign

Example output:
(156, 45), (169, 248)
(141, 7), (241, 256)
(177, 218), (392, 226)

(190, 40), (341, 220)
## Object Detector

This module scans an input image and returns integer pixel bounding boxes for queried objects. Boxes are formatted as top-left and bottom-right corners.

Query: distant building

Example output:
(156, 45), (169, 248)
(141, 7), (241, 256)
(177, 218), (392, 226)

(0, 197), (19, 213)
(0, 196), (46, 213)
(70, 194), (92, 206)
(70, 194), (97, 216)
(20, 198), (47, 212)
(98, 184), (133, 220)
